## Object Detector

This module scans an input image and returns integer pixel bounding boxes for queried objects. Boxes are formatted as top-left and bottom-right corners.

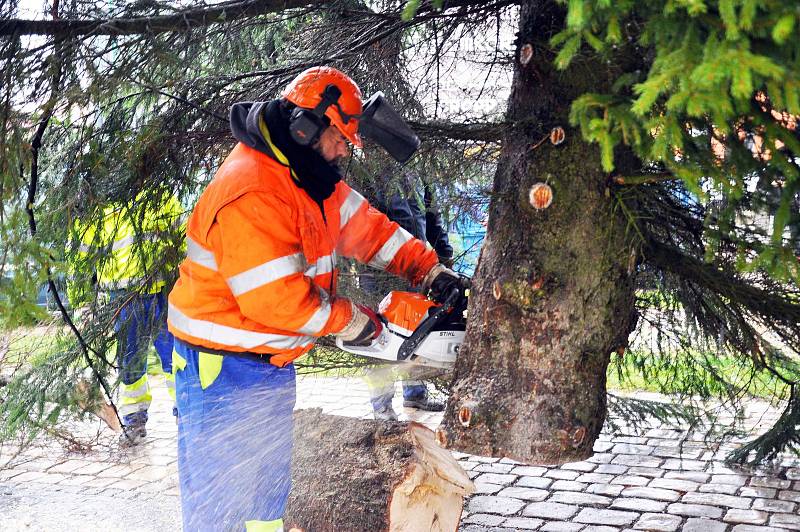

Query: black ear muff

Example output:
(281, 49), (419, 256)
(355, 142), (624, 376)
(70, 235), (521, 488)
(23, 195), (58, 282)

(289, 108), (324, 146)
(289, 84), (343, 146)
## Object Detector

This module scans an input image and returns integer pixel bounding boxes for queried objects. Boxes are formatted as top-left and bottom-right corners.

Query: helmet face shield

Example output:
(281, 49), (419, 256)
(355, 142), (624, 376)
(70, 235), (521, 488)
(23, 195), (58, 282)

(358, 92), (420, 163)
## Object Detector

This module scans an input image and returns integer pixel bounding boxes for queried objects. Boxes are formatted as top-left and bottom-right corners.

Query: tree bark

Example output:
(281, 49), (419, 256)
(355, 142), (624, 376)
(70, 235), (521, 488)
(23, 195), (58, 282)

(285, 409), (473, 532)
(437, 0), (639, 464)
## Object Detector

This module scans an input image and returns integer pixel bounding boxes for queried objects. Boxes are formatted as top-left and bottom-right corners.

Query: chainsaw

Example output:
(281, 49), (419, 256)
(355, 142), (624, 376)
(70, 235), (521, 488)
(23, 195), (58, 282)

(336, 284), (468, 369)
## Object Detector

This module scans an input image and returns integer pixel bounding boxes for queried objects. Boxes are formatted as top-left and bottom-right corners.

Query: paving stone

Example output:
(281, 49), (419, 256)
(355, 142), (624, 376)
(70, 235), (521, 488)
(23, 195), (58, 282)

(474, 462), (516, 474)
(664, 471), (711, 483)
(615, 436), (650, 445)
(468, 496), (526, 516)
(723, 509), (769, 525)
(666, 503), (724, 518)
(593, 441), (614, 453)
(18, 459), (61, 472)
(612, 444), (654, 455)
(738, 486), (776, 498)
(503, 517), (545, 530)
(523, 501), (580, 520)
(662, 458), (707, 471)
(0, 469), (26, 481)
(707, 463), (742, 475)
(516, 476), (554, 489)
(105, 478), (149, 490)
(751, 497), (796, 513)
(587, 483), (625, 497)
(546, 469), (581, 480)
(539, 521), (584, 532)
(573, 508), (639, 526)
(459, 461), (478, 471)
(513, 466), (549, 476)
(699, 483), (741, 495)
(648, 477), (699, 492)
(549, 491), (612, 507)
(127, 465), (169, 482)
(611, 455), (663, 468)
(10, 471), (67, 485)
(652, 446), (703, 459)
(711, 474), (749, 486)
(56, 475), (94, 486)
(610, 476), (650, 487)
(463, 513), (506, 526)
(562, 461), (597, 472)
(611, 497), (668, 513)
(470, 455), (501, 463)
(681, 518), (727, 532)
(627, 467), (664, 478)
(474, 473), (518, 485)
(96, 464), (144, 478)
(496, 486), (549, 501)
(46, 459), (93, 474)
(632, 513), (682, 531)
(749, 477), (792, 489)
(682, 491), (752, 509)
(473, 482), (504, 494)
(71, 461), (113, 476)
(550, 480), (588, 492)
(588, 453), (614, 464)
(595, 464), (629, 475)
(645, 428), (685, 439)
(732, 526), (789, 532)
(620, 487), (681, 502)
(576, 473), (617, 484)
(460, 525), (493, 532)
(52, 484), (83, 494)
(769, 513), (800, 530)
(786, 468), (800, 480)
(582, 526), (620, 532)
(778, 489), (800, 502)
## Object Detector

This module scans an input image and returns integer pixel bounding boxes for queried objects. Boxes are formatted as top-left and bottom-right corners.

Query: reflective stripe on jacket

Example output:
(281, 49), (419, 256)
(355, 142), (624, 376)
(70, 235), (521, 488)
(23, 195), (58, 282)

(168, 142), (438, 367)
(73, 193), (183, 294)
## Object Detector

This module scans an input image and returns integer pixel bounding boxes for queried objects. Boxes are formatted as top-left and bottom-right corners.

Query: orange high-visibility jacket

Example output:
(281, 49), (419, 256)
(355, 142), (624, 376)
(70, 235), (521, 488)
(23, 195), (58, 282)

(168, 143), (438, 367)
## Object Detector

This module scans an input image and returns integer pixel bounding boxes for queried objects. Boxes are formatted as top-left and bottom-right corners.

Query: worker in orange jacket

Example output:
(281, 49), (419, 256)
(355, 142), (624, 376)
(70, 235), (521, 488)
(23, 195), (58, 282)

(168, 67), (462, 531)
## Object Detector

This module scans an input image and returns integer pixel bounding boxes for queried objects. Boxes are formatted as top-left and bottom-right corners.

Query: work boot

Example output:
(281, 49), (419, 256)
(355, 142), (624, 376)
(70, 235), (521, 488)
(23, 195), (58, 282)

(373, 405), (399, 421)
(118, 423), (147, 446)
(403, 395), (445, 412)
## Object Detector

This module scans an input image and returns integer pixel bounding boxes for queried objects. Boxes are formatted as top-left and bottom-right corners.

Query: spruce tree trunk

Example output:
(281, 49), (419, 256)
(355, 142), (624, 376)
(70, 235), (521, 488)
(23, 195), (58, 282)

(285, 409), (473, 532)
(437, 0), (638, 464)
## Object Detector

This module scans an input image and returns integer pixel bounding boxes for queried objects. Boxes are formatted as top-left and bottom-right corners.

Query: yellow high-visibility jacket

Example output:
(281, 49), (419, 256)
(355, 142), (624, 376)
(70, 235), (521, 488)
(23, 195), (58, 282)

(70, 193), (183, 301)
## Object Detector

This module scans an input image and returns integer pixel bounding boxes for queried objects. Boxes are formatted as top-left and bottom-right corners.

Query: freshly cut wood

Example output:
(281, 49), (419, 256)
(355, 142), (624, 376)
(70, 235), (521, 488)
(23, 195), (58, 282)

(285, 409), (474, 532)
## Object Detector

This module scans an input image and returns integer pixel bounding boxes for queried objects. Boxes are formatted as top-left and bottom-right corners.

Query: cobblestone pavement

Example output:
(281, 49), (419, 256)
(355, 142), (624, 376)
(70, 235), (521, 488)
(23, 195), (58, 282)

(0, 376), (798, 531)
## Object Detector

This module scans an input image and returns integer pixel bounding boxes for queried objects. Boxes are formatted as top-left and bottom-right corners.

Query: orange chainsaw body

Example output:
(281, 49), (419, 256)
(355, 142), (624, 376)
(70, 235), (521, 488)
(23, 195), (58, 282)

(378, 291), (439, 335)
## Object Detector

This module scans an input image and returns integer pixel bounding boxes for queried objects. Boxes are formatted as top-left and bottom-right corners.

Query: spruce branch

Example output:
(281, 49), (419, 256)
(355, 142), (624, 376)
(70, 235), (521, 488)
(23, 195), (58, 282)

(21, 46), (120, 429)
(727, 384), (800, 465)
(0, 0), (325, 37)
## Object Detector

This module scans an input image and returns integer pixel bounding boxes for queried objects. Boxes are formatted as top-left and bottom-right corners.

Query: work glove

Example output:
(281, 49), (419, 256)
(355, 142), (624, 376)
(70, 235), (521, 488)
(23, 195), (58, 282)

(335, 302), (384, 346)
(421, 263), (468, 304)
(438, 255), (455, 269)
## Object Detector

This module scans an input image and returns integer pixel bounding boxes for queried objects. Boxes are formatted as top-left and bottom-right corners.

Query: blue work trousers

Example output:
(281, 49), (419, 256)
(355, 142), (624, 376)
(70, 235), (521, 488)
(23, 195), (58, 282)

(112, 289), (174, 425)
(174, 340), (296, 531)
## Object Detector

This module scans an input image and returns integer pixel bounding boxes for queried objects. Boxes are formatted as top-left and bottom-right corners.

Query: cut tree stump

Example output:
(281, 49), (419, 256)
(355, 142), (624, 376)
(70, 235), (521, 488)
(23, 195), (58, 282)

(285, 409), (474, 532)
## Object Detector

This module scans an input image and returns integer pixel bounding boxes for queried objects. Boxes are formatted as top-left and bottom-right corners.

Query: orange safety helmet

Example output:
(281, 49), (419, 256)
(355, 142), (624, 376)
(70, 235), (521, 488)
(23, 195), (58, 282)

(282, 66), (364, 147)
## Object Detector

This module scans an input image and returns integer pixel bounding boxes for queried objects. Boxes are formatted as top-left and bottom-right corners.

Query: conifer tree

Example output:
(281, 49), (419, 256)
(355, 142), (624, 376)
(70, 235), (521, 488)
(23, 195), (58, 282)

(0, 0), (798, 464)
